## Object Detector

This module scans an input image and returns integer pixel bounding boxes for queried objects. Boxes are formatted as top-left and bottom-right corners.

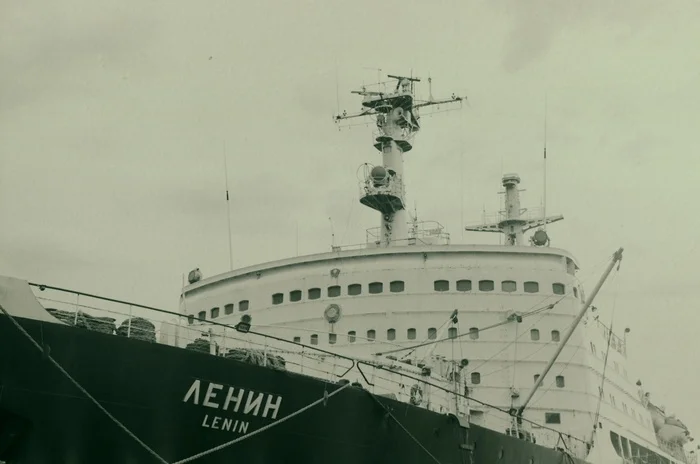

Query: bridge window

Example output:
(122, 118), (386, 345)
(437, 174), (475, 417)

(367, 329), (376, 341)
(620, 436), (631, 459)
(238, 300), (249, 311)
(272, 293), (283, 305)
(210, 307), (219, 318)
(368, 282), (383, 294)
(290, 290), (302, 302)
(348, 283), (361, 295)
(556, 375), (565, 388)
(501, 280), (517, 292)
(471, 372), (481, 384)
(456, 279), (472, 291)
(479, 280), (494, 291)
(545, 413), (561, 424)
(390, 280), (405, 292)
(448, 327), (457, 339)
(387, 328), (396, 340)
(329, 333), (337, 344)
(328, 285), (341, 297)
(197, 311), (206, 321)
(610, 432), (622, 457)
(407, 328), (416, 340)
(434, 280), (449, 291)
(428, 327), (437, 339)
(530, 329), (540, 341)
(308, 288), (321, 300)
(534, 374), (540, 383)
(552, 283), (565, 295)
(524, 281), (539, 293)
(469, 327), (479, 340)
(348, 331), (356, 343)
(310, 334), (318, 345)
(573, 287), (578, 298)
(224, 304), (234, 315)
(551, 330), (560, 342)
(293, 336), (301, 343)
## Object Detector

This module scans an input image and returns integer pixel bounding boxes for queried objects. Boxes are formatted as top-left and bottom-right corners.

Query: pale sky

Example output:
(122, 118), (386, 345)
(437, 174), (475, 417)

(2, 0), (699, 443)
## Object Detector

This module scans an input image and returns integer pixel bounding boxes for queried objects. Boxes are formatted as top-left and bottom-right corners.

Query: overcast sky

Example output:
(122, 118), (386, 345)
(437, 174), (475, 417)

(2, 0), (698, 443)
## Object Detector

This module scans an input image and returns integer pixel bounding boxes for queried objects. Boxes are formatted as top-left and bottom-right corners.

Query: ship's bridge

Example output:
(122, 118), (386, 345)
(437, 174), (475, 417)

(181, 244), (583, 351)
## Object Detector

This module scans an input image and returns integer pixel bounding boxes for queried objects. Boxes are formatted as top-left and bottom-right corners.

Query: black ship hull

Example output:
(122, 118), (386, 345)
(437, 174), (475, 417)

(0, 314), (586, 464)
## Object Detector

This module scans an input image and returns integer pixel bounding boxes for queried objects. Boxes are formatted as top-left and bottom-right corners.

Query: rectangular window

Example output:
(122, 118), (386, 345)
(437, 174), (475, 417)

(272, 293), (283, 305)
(290, 290), (302, 302)
(348, 284), (361, 295)
(328, 285), (341, 297)
(224, 304), (234, 315)
(478, 280), (494, 291)
(434, 280), (449, 292)
(545, 412), (561, 424)
(456, 279), (472, 291)
(308, 288), (321, 300)
(501, 280), (517, 292)
(368, 282), (383, 294)
(390, 280), (405, 292)
(238, 300), (249, 311)
(524, 281), (539, 293)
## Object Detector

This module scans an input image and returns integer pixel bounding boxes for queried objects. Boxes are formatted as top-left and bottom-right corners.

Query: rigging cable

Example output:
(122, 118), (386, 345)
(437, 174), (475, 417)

(367, 392), (443, 464)
(0, 302), (170, 464)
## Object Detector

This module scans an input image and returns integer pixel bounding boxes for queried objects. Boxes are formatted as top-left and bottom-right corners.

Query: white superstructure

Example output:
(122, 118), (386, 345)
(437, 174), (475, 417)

(176, 74), (696, 464)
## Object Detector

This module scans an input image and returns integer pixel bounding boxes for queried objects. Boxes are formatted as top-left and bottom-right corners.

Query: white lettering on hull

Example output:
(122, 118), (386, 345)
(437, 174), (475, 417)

(184, 379), (283, 434)
(201, 414), (250, 434)
(183, 379), (283, 419)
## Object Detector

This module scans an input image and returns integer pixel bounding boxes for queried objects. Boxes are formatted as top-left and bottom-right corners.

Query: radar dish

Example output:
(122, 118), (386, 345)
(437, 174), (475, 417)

(532, 229), (549, 247)
(370, 165), (388, 185)
(187, 268), (202, 284)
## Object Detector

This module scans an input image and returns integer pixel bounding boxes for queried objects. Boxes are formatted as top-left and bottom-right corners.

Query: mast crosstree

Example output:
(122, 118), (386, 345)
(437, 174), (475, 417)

(334, 73), (465, 247)
(464, 174), (564, 247)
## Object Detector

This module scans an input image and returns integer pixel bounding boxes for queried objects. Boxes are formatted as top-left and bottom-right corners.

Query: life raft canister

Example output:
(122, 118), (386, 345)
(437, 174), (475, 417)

(410, 384), (423, 406)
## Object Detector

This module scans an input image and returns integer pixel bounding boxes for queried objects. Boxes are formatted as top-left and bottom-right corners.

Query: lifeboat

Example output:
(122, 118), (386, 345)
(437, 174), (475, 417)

(647, 401), (666, 433)
(658, 414), (690, 445)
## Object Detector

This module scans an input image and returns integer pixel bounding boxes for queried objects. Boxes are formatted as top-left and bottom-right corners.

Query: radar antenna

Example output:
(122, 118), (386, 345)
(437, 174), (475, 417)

(334, 72), (466, 247)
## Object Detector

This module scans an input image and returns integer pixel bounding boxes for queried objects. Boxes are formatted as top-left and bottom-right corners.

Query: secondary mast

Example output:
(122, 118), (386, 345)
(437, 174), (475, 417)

(464, 173), (564, 246)
(334, 73), (465, 247)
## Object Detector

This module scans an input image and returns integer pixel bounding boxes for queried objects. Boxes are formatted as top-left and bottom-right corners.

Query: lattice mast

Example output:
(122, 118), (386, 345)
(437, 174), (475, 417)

(335, 74), (465, 247)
